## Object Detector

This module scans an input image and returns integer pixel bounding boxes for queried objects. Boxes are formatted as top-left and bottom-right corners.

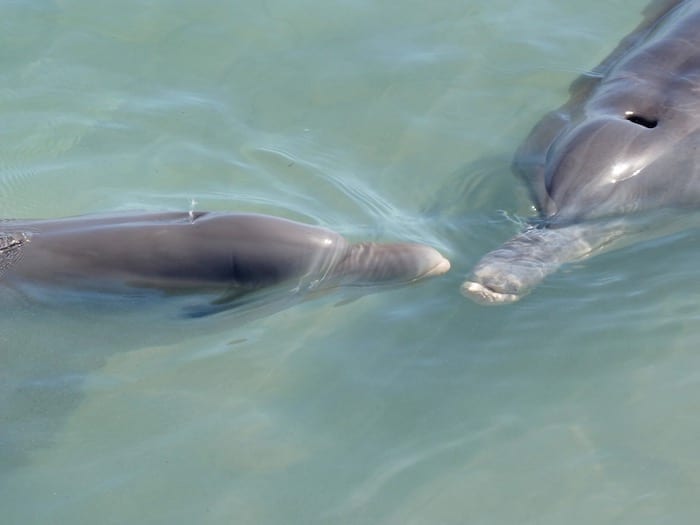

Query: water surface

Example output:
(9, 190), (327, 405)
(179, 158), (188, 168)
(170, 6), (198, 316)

(3, 1), (700, 524)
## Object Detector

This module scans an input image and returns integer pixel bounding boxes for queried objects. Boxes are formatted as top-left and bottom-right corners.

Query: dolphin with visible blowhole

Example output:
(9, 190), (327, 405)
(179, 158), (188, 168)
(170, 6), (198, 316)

(462, 0), (700, 304)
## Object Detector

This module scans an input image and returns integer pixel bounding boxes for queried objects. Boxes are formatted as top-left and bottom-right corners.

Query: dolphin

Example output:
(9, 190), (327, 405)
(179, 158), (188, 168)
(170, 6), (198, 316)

(462, 0), (700, 304)
(0, 211), (450, 314)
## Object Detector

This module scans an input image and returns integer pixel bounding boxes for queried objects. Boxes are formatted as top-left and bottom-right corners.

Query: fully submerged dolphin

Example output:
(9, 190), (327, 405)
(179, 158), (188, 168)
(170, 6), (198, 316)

(462, 0), (700, 304)
(0, 211), (449, 313)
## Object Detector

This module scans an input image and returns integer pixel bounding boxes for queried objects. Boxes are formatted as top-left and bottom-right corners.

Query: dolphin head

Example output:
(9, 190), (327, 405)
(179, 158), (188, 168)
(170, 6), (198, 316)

(462, 3), (700, 305)
(535, 111), (700, 223)
(519, 30), (700, 224)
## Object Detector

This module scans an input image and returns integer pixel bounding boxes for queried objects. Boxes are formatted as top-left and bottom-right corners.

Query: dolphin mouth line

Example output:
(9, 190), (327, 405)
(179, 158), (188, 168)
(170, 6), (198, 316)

(460, 280), (521, 305)
(421, 256), (451, 280)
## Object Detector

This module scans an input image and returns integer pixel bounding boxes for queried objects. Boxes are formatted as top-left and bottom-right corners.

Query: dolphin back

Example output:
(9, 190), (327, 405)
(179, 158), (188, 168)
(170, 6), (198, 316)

(0, 212), (450, 314)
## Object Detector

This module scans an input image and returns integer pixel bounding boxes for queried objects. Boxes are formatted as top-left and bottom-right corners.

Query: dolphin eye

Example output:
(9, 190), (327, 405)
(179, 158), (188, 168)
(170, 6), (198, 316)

(624, 113), (658, 128)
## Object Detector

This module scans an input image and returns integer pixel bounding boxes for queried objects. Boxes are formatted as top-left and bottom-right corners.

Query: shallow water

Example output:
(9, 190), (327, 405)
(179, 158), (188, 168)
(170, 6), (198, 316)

(3, 0), (700, 523)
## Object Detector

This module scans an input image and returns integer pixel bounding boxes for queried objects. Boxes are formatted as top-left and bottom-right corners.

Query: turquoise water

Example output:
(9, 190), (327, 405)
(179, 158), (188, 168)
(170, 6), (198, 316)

(3, 0), (700, 523)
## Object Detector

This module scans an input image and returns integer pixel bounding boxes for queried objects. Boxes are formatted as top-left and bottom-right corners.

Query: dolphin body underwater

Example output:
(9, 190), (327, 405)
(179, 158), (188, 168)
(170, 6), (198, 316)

(462, 0), (700, 304)
(0, 212), (449, 315)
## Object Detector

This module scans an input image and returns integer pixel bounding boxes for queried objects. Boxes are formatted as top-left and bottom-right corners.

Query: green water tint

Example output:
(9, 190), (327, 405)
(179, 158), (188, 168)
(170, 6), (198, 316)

(3, 1), (700, 524)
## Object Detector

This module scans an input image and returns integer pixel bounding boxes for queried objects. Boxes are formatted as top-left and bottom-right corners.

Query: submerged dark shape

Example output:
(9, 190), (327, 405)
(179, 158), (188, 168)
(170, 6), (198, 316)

(463, 0), (700, 304)
(0, 212), (449, 314)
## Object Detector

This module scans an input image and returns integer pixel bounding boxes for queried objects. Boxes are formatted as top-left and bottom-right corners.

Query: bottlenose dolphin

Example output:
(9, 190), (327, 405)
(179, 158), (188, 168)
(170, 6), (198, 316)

(0, 212), (449, 313)
(462, 0), (700, 304)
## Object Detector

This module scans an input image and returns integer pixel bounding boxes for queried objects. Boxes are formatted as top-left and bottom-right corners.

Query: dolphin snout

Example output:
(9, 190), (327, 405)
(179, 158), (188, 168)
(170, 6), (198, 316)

(337, 242), (450, 285)
(460, 225), (580, 305)
(460, 269), (526, 305)
(423, 250), (452, 277)
(403, 244), (451, 279)
(461, 252), (540, 304)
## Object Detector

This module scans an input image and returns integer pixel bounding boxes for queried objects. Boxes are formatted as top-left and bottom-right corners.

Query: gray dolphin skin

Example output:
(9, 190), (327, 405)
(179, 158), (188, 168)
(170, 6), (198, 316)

(462, 0), (700, 304)
(0, 212), (449, 310)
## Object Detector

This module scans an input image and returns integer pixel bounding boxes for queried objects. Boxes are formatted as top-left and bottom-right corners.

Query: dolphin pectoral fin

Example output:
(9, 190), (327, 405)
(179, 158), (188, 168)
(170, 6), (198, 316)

(182, 302), (240, 319)
(333, 295), (362, 307)
(179, 287), (256, 318)
(179, 282), (308, 319)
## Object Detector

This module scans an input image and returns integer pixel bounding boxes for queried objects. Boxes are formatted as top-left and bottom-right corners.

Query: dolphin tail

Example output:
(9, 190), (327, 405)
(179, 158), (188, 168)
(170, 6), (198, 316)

(461, 222), (623, 305)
